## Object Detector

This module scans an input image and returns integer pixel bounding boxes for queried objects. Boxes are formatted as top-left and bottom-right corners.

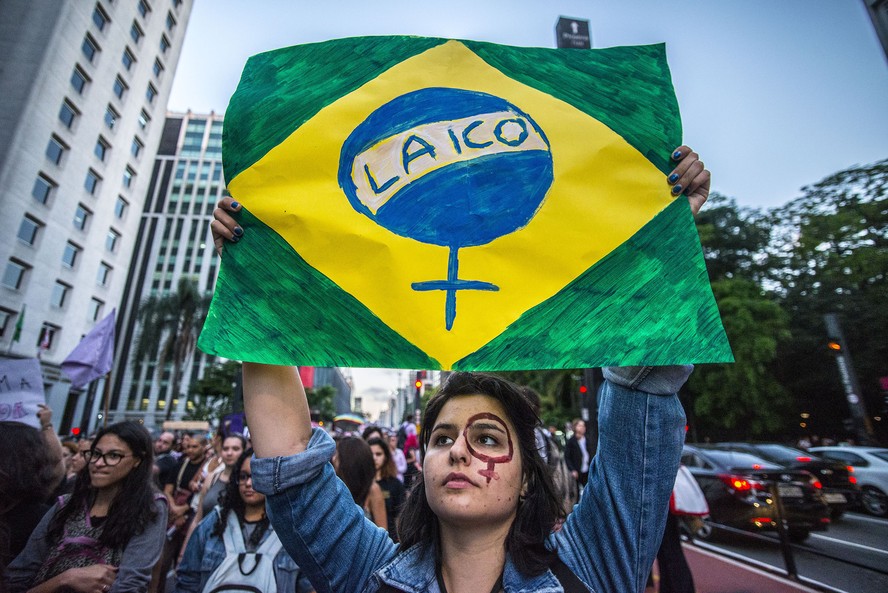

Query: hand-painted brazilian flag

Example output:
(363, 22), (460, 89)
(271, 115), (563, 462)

(198, 36), (733, 370)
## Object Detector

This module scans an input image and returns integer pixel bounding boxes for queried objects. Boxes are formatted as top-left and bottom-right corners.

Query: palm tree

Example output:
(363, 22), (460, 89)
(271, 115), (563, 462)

(133, 276), (213, 420)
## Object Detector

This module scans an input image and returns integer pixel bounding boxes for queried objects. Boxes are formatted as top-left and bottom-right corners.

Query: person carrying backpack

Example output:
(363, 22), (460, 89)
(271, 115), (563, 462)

(174, 449), (314, 593)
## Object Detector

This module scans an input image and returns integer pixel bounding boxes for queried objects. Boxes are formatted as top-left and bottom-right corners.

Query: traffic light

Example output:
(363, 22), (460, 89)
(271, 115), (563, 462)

(415, 379), (423, 389)
(827, 340), (842, 353)
(579, 385), (588, 394)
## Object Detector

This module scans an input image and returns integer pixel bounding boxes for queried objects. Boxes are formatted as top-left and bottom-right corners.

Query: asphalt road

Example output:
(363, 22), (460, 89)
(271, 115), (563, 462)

(692, 511), (888, 593)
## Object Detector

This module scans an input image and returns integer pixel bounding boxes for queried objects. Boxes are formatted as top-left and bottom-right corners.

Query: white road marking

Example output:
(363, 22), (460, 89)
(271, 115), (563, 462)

(809, 533), (888, 555)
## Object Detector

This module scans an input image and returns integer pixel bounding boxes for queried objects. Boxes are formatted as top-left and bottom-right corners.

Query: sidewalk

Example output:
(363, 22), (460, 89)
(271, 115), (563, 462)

(650, 544), (824, 593)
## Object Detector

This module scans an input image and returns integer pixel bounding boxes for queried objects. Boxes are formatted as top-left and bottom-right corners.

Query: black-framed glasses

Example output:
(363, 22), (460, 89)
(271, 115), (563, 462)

(238, 472), (252, 482)
(84, 450), (131, 466)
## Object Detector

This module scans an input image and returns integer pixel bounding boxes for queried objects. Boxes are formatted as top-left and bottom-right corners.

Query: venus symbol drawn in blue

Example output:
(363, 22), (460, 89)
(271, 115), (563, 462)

(339, 88), (554, 330)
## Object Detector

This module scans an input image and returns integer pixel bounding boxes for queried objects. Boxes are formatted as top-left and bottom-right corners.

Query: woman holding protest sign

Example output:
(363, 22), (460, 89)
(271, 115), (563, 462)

(209, 146), (709, 593)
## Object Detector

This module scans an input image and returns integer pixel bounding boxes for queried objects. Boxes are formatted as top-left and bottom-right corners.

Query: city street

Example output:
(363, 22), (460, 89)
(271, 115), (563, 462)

(682, 512), (888, 593)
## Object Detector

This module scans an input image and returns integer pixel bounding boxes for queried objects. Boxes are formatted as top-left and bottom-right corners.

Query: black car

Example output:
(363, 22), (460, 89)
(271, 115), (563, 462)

(682, 445), (830, 542)
(709, 443), (861, 517)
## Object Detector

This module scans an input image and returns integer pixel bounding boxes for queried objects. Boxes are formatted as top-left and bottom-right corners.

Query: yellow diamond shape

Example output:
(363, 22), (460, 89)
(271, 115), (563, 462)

(228, 40), (674, 369)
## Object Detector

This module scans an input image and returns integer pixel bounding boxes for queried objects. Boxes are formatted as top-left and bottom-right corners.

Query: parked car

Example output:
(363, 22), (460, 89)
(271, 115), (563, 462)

(708, 442), (860, 518)
(681, 445), (830, 542)
(810, 446), (888, 518)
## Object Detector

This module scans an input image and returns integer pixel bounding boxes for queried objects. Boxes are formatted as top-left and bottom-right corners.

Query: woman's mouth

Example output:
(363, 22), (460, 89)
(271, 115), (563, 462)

(444, 472), (478, 489)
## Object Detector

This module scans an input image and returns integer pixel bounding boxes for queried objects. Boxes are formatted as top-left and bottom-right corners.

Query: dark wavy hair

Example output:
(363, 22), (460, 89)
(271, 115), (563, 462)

(367, 437), (397, 480)
(47, 421), (159, 550)
(1, 422), (62, 566)
(335, 436), (376, 506)
(212, 448), (269, 549)
(397, 372), (565, 576)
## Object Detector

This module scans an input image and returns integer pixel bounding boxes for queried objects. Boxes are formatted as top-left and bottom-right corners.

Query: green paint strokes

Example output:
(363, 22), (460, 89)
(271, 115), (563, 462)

(463, 41), (681, 174)
(223, 36), (446, 184)
(224, 38), (680, 183)
(455, 199), (734, 370)
(197, 208), (440, 369)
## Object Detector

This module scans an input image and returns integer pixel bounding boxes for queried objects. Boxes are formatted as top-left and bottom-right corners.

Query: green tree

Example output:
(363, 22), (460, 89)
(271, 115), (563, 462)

(306, 385), (335, 423)
(133, 276), (213, 419)
(695, 193), (772, 283)
(184, 360), (240, 422)
(770, 159), (888, 439)
(688, 278), (792, 438)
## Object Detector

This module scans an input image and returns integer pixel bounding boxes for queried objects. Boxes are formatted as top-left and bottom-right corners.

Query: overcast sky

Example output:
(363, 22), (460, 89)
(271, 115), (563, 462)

(169, 1), (888, 419)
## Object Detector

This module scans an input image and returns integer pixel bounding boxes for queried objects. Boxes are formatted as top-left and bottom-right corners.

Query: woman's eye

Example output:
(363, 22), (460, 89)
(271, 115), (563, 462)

(477, 434), (499, 446)
(108, 453), (123, 461)
(433, 435), (453, 446)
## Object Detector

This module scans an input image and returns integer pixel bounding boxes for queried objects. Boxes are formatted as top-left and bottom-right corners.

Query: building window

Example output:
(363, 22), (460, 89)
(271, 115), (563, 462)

(58, 100), (79, 129)
(0, 309), (12, 338)
(46, 136), (67, 165)
(165, 11), (177, 32)
(37, 324), (59, 350)
(160, 34), (170, 54)
(138, 0), (151, 18)
(73, 204), (91, 231)
(94, 136), (110, 161)
(51, 281), (71, 308)
(131, 136), (144, 158)
(70, 65), (90, 94)
(113, 76), (128, 100)
(153, 58), (165, 78)
(32, 174), (57, 204)
(106, 229), (120, 252)
(146, 82), (158, 104)
(97, 262), (112, 286)
(2, 260), (30, 290)
(172, 0), (183, 8)
(138, 109), (151, 130)
(123, 166), (136, 189)
(92, 4), (110, 31)
(62, 242), (81, 268)
(17, 216), (42, 246)
(89, 298), (105, 321)
(104, 105), (119, 130)
(122, 47), (136, 71)
(130, 21), (144, 44)
(114, 195), (129, 219)
(84, 169), (102, 195)
(81, 34), (101, 63)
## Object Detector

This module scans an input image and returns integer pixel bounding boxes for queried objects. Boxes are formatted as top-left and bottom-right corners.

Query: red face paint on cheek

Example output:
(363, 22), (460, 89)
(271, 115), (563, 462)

(464, 412), (513, 484)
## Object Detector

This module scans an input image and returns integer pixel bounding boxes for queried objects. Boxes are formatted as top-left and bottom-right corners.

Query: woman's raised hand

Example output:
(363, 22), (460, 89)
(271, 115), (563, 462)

(668, 146), (710, 216)
(211, 197), (243, 256)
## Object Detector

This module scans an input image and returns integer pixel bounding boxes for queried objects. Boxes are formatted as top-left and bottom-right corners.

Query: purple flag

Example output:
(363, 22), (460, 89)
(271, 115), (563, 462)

(61, 309), (116, 389)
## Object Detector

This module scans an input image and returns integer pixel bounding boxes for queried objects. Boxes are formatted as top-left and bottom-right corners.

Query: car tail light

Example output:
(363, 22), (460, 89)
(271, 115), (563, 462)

(847, 466), (857, 484)
(752, 517), (775, 528)
(719, 474), (765, 493)
(797, 456), (812, 462)
(820, 517), (831, 524)
(810, 477), (823, 489)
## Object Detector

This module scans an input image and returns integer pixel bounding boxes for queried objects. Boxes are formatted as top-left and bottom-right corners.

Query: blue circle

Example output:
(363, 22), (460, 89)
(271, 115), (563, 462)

(339, 88), (553, 248)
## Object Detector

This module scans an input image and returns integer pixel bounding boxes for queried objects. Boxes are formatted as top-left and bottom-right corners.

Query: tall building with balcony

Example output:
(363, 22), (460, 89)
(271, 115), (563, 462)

(111, 112), (354, 430)
(0, 0), (193, 434)
(109, 110), (225, 427)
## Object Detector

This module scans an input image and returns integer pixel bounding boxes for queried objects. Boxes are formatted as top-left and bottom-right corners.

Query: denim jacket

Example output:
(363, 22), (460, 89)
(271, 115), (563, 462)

(252, 365), (690, 593)
(174, 507), (315, 593)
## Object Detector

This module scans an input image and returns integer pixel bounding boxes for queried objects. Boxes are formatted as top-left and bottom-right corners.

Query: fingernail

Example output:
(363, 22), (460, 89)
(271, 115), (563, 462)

(231, 235), (240, 243)
(230, 201), (240, 209)
(668, 173), (679, 183)
(672, 184), (683, 195)
(672, 150), (682, 160)
(233, 226), (244, 236)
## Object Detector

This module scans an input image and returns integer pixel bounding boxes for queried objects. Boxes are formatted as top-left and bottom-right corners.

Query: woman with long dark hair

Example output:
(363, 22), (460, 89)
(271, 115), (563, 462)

(5, 421), (167, 593)
(334, 437), (388, 531)
(174, 449), (315, 593)
(367, 437), (405, 541)
(210, 147), (709, 592)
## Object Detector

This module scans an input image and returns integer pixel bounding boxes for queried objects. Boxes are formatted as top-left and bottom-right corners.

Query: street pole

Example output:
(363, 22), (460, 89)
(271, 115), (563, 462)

(824, 313), (875, 444)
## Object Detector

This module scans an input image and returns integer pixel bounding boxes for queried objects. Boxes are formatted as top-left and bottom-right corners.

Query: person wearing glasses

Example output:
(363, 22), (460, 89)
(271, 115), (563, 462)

(174, 449), (315, 593)
(5, 421), (168, 593)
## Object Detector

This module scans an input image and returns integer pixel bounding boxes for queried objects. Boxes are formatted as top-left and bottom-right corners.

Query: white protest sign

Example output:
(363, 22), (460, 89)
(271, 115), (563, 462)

(0, 358), (45, 429)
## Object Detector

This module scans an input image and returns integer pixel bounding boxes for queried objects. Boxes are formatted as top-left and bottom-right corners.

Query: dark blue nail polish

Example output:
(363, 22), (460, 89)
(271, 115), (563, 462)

(231, 235), (240, 243)
(672, 184), (683, 195)
(672, 150), (682, 160)
(668, 173), (679, 183)
(230, 201), (240, 209)
(233, 226), (243, 236)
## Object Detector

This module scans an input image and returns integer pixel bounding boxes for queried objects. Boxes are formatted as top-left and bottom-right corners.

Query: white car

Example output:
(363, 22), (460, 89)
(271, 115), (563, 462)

(810, 446), (888, 518)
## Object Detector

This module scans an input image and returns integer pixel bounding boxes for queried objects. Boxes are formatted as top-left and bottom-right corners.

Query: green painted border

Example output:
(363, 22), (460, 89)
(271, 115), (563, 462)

(456, 199), (734, 370)
(223, 37), (680, 182)
(197, 209), (440, 369)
